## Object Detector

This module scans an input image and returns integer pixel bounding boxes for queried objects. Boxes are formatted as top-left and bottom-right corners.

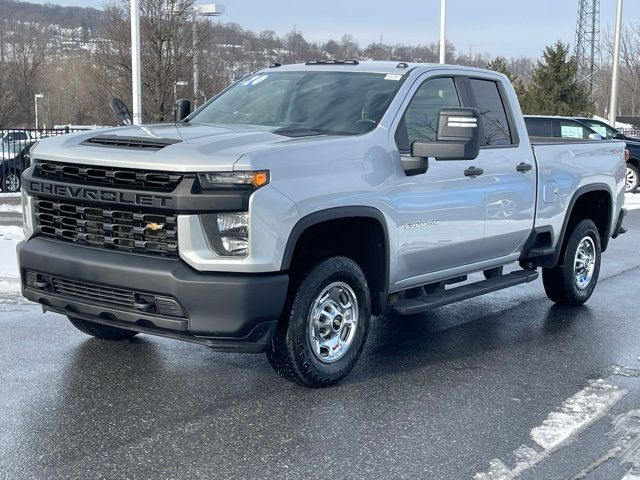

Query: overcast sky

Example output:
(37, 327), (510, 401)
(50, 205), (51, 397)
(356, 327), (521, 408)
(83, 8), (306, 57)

(41, 0), (639, 58)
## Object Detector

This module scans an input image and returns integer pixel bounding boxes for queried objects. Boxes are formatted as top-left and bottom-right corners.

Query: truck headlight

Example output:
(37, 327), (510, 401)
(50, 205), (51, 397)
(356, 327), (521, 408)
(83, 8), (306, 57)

(198, 171), (269, 189)
(212, 212), (249, 257)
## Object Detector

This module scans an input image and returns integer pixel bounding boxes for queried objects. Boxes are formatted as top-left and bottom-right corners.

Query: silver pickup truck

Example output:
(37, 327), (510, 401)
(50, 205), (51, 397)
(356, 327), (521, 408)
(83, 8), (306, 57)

(18, 61), (626, 387)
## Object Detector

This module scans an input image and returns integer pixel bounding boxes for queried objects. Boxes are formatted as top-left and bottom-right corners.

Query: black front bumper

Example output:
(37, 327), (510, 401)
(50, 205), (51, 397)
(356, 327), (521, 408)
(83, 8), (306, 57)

(18, 238), (289, 353)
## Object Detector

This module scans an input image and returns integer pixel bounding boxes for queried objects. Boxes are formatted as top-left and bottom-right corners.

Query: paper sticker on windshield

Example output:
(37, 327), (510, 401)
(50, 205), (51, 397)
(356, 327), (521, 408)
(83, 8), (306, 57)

(241, 74), (269, 86)
(384, 74), (403, 81)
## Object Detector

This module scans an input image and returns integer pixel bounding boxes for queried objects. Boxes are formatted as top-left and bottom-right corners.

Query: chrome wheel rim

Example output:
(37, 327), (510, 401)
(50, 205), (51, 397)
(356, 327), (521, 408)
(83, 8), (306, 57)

(308, 282), (359, 363)
(626, 167), (637, 192)
(574, 236), (596, 290)
(4, 173), (20, 192)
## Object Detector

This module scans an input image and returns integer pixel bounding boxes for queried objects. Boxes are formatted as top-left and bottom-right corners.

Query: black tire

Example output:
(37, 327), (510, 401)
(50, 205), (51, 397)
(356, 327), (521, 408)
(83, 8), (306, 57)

(542, 219), (601, 306)
(267, 256), (371, 387)
(68, 317), (139, 341)
(626, 163), (639, 193)
(2, 171), (21, 192)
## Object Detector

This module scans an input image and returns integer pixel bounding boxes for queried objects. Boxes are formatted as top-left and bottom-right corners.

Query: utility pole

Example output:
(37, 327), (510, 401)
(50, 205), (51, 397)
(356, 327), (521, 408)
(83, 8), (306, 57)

(609, 0), (623, 126)
(439, 0), (446, 64)
(130, 0), (142, 125)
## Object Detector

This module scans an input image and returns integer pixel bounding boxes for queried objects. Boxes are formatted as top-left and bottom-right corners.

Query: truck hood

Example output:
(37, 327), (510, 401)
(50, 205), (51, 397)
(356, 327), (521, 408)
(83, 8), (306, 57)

(31, 123), (329, 172)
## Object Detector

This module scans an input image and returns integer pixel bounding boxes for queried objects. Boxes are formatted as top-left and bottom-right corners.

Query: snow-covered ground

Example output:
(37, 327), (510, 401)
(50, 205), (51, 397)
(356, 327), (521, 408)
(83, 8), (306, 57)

(0, 192), (20, 199)
(0, 225), (23, 299)
(626, 193), (640, 211)
(0, 203), (21, 213)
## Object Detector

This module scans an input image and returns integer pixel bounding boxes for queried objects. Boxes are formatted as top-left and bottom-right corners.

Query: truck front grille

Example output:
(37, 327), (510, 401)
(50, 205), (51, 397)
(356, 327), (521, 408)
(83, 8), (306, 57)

(34, 198), (179, 256)
(34, 160), (183, 191)
(52, 276), (136, 309)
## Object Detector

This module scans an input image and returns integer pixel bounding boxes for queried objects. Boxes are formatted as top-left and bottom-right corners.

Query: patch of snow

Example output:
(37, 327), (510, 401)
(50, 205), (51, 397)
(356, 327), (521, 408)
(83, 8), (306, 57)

(531, 379), (625, 450)
(0, 225), (23, 282)
(0, 203), (21, 213)
(475, 379), (626, 480)
(626, 194), (640, 212)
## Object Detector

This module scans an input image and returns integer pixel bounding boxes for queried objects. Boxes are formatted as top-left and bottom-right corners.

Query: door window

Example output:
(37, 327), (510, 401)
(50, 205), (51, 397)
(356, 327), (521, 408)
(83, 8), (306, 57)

(395, 77), (461, 152)
(469, 79), (512, 145)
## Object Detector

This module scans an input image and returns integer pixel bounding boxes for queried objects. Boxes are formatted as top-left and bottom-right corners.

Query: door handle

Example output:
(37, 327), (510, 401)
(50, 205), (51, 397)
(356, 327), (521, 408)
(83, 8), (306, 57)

(516, 162), (533, 172)
(464, 166), (484, 178)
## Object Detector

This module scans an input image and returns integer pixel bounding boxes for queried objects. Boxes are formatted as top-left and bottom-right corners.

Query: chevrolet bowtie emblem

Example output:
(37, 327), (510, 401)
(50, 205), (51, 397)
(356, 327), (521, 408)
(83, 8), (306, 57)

(146, 223), (165, 231)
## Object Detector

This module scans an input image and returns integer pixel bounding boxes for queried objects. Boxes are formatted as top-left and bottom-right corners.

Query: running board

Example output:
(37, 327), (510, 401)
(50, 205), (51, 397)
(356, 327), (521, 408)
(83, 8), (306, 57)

(390, 270), (539, 316)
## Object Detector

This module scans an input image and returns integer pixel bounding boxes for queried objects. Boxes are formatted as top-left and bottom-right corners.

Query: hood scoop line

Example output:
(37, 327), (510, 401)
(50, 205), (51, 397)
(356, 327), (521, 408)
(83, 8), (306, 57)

(82, 134), (182, 151)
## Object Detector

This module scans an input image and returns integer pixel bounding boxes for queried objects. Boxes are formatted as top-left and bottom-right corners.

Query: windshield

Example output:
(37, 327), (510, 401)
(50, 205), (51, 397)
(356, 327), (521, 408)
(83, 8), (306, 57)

(189, 71), (404, 136)
(581, 120), (617, 139)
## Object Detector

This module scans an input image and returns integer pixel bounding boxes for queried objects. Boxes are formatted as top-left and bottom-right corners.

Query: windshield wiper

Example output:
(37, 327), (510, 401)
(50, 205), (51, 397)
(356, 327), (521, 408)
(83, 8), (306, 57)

(272, 127), (351, 138)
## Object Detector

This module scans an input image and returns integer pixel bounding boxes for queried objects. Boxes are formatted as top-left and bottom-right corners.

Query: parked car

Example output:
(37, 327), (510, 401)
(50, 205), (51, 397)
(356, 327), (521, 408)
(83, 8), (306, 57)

(524, 116), (640, 193)
(18, 61), (626, 387)
(1, 141), (35, 192)
(524, 115), (603, 140)
(573, 117), (640, 142)
(573, 117), (640, 193)
(0, 130), (38, 145)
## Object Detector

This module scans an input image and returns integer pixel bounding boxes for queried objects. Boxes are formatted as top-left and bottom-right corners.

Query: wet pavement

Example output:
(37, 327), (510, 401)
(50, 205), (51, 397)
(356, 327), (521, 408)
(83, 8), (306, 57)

(2, 211), (640, 479)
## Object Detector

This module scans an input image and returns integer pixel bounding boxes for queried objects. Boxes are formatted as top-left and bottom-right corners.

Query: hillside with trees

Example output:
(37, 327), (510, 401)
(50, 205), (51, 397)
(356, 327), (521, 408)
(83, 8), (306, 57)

(0, 0), (636, 128)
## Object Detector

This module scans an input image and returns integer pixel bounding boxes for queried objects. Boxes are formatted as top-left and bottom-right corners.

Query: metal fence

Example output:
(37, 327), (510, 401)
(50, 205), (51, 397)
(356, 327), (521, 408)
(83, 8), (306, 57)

(619, 128), (640, 139)
(0, 127), (90, 193)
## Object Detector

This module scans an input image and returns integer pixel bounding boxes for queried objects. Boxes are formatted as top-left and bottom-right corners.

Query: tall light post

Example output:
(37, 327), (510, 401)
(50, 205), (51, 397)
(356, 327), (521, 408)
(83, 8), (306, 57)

(192, 4), (225, 109)
(439, 0), (446, 64)
(609, 0), (624, 126)
(131, 0), (142, 125)
(34, 93), (44, 130)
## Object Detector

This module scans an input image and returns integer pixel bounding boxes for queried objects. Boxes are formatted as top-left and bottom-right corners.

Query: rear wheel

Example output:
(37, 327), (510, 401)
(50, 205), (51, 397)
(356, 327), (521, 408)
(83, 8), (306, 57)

(626, 164), (639, 193)
(2, 171), (21, 192)
(68, 317), (138, 341)
(267, 256), (371, 387)
(542, 219), (601, 306)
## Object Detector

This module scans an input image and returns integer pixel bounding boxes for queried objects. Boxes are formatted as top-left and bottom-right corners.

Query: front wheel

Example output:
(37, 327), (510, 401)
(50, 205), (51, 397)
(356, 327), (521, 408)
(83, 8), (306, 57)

(626, 164), (639, 193)
(267, 256), (371, 387)
(2, 171), (21, 192)
(542, 219), (601, 306)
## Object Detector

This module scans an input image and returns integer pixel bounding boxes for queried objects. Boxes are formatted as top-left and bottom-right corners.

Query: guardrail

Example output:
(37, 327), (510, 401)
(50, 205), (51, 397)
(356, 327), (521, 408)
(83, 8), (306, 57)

(0, 127), (91, 193)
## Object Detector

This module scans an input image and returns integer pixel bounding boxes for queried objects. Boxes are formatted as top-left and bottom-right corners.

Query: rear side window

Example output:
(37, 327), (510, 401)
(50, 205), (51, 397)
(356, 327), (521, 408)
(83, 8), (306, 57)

(559, 121), (590, 139)
(395, 77), (461, 151)
(525, 118), (552, 137)
(469, 79), (512, 146)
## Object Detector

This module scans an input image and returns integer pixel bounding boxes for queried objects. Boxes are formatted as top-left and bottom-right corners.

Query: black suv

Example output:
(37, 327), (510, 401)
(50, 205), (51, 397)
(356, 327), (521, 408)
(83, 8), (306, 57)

(525, 115), (640, 193)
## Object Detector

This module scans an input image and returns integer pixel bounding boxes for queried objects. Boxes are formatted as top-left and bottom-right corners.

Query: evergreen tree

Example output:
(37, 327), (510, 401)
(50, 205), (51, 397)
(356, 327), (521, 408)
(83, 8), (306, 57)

(521, 42), (592, 115)
(487, 56), (525, 100)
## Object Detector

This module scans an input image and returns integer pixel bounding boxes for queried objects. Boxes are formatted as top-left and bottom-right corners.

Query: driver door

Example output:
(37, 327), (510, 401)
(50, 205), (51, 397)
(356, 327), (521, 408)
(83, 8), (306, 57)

(392, 76), (487, 288)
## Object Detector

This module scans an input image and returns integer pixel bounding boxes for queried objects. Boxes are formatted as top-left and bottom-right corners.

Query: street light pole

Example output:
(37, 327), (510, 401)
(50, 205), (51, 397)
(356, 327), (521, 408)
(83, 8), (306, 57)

(130, 0), (142, 125)
(439, 0), (446, 64)
(192, 4), (224, 109)
(609, 0), (624, 126)
(34, 94), (44, 130)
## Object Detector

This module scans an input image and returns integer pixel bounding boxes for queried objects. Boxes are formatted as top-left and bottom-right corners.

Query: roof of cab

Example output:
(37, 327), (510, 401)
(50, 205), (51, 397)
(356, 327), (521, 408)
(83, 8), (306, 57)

(266, 60), (424, 74)
(262, 60), (509, 79)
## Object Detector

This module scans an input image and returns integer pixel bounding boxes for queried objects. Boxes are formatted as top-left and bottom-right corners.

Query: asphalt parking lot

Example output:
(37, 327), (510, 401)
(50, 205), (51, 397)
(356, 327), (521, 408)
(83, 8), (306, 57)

(2, 208), (640, 480)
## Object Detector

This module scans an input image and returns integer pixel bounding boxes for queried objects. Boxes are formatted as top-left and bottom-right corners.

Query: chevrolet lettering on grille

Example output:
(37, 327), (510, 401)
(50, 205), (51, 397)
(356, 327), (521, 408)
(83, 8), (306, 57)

(28, 181), (173, 208)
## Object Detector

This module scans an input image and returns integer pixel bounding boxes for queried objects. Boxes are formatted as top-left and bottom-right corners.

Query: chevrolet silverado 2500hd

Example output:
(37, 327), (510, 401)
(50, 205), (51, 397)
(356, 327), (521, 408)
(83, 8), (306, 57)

(18, 61), (627, 387)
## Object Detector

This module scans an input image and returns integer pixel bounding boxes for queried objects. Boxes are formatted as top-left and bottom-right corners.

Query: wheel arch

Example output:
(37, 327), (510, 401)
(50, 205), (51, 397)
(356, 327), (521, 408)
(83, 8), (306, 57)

(281, 206), (390, 316)
(527, 184), (614, 268)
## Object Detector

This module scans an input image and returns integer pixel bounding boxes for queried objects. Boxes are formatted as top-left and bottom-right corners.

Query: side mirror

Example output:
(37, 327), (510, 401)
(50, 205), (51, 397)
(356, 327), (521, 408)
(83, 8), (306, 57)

(588, 133), (602, 140)
(403, 108), (481, 176)
(613, 132), (626, 140)
(174, 99), (191, 122)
